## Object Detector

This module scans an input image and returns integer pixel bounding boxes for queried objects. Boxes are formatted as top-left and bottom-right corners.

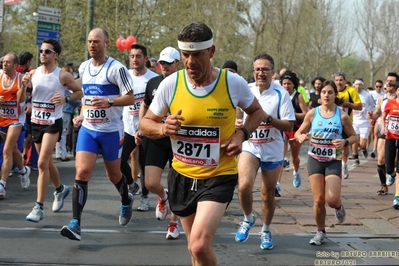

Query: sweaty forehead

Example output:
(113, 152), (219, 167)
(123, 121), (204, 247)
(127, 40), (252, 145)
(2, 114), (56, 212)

(88, 30), (104, 41)
(130, 49), (144, 56)
(3, 55), (15, 62)
(254, 59), (272, 68)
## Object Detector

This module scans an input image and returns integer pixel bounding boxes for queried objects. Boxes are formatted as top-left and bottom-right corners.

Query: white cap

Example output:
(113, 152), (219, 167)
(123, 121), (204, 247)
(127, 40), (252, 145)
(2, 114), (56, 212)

(158, 47), (180, 63)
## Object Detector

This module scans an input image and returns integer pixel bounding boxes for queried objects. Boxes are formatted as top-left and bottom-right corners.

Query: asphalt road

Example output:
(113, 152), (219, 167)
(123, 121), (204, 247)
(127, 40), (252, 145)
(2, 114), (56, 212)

(0, 154), (398, 266)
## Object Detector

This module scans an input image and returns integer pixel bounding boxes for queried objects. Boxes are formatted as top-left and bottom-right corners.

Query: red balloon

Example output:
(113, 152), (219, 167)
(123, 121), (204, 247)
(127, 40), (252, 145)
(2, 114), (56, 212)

(116, 37), (126, 51)
(124, 35), (137, 50)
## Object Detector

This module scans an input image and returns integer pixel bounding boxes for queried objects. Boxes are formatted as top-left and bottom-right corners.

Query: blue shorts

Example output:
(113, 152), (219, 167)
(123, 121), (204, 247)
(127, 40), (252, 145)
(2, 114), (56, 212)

(260, 160), (284, 171)
(76, 126), (123, 161)
(0, 122), (23, 135)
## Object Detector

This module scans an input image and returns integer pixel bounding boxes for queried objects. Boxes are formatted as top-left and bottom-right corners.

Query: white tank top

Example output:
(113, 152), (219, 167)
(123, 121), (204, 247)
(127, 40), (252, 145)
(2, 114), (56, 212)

(31, 66), (64, 125)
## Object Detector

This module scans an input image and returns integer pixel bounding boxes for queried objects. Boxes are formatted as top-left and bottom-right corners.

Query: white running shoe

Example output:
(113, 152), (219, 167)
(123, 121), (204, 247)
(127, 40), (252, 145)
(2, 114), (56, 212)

(342, 164), (349, 179)
(166, 221), (180, 240)
(0, 184), (5, 199)
(137, 196), (150, 211)
(52, 185), (70, 212)
(335, 205), (346, 223)
(26, 205), (44, 223)
(19, 166), (31, 189)
(156, 189), (169, 220)
(309, 231), (326, 245)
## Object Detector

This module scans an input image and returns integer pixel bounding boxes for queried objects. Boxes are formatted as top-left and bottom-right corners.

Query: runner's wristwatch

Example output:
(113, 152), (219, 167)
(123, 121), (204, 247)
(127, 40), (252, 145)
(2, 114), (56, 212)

(266, 115), (273, 124)
(107, 98), (114, 107)
(239, 127), (251, 141)
(344, 139), (349, 147)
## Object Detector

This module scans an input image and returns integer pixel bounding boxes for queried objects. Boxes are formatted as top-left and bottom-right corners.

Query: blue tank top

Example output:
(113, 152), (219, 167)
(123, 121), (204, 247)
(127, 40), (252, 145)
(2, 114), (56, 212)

(308, 106), (343, 161)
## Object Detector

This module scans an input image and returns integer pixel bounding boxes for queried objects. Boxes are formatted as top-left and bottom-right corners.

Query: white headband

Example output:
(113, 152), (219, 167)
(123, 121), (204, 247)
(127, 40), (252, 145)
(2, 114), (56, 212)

(354, 80), (364, 86)
(177, 38), (213, 51)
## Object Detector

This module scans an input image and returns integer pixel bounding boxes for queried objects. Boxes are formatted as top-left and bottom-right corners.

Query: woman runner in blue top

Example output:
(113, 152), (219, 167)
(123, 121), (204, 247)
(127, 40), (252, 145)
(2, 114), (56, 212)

(295, 80), (357, 246)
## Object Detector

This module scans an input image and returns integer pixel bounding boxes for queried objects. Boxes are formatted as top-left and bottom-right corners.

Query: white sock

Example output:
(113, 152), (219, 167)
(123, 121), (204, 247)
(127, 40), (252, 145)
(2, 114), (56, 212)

(244, 213), (253, 223)
(262, 223), (270, 232)
(161, 193), (168, 202)
(19, 166), (27, 175)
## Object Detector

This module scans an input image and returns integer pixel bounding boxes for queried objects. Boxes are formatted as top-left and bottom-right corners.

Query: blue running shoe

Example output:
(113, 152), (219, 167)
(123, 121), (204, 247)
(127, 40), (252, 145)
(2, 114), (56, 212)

(387, 175), (396, 186)
(260, 231), (273, 250)
(293, 171), (301, 188)
(61, 219), (81, 241)
(235, 214), (256, 242)
(393, 196), (399, 210)
(119, 193), (134, 225)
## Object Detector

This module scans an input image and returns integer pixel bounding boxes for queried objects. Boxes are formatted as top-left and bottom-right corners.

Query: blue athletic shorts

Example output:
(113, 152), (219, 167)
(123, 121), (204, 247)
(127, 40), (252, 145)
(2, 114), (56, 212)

(0, 122), (23, 135)
(260, 160), (284, 171)
(76, 126), (123, 161)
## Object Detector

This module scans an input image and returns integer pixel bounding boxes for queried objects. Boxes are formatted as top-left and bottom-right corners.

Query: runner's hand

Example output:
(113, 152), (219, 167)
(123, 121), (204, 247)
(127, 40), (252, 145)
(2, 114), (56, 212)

(163, 109), (184, 137)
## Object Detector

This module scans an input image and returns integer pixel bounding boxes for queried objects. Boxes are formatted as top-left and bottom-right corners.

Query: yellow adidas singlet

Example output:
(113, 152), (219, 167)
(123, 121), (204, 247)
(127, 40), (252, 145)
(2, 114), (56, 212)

(169, 69), (237, 179)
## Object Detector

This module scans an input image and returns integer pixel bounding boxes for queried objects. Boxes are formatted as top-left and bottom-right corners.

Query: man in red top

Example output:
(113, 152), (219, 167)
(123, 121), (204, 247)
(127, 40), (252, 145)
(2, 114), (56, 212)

(0, 52), (31, 198)
(380, 72), (399, 209)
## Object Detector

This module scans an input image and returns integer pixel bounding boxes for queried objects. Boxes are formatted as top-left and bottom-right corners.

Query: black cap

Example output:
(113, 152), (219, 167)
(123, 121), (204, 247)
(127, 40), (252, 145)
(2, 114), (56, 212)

(222, 60), (238, 72)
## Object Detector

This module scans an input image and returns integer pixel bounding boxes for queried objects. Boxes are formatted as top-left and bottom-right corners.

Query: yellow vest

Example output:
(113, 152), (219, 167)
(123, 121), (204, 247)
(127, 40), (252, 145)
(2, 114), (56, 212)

(169, 69), (238, 179)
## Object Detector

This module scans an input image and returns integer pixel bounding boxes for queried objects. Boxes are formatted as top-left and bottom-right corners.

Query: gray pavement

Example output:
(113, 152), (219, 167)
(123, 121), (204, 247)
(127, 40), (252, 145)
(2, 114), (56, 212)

(0, 149), (399, 265)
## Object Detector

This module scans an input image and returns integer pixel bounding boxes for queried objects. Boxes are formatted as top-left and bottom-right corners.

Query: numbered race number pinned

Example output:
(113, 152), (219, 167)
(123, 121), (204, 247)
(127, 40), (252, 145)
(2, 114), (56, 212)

(0, 100), (18, 120)
(171, 125), (220, 167)
(129, 92), (144, 116)
(83, 98), (111, 124)
(388, 116), (399, 135)
(308, 137), (339, 162)
(249, 123), (274, 144)
(32, 101), (55, 125)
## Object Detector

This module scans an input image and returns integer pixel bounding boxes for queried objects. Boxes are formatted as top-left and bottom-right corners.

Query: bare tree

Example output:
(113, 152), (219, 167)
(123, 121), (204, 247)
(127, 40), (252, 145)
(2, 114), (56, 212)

(295, 0), (335, 80)
(332, 0), (357, 75)
(354, 0), (383, 86)
(377, 0), (399, 75)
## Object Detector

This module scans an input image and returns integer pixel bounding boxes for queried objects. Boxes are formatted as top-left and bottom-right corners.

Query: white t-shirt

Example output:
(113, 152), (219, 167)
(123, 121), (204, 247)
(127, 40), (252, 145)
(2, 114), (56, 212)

(79, 56), (134, 133)
(123, 69), (158, 136)
(243, 81), (296, 162)
(369, 90), (384, 104)
(150, 68), (255, 117)
(353, 89), (375, 128)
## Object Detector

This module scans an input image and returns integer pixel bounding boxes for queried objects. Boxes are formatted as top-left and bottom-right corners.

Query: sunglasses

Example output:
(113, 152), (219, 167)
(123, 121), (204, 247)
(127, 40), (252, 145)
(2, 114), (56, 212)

(375, 86), (382, 88)
(40, 48), (56, 54)
(159, 60), (175, 65)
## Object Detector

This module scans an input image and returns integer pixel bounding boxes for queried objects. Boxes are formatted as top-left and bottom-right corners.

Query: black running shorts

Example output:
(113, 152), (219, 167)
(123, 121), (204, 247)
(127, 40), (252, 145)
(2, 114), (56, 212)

(168, 168), (238, 217)
(307, 156), (342, 178)
(31, 118), (63, 143)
